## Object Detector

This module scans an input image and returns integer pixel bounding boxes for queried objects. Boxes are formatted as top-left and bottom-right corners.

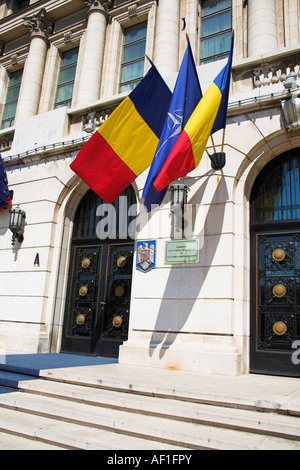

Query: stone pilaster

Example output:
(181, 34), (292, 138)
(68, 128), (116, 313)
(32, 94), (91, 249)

(75, 0), (111, 107)
(15, 9), (53, 122)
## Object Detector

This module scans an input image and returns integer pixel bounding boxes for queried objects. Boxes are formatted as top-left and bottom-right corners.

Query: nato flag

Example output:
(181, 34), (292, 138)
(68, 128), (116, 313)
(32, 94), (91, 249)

(142, 41), (202, 212)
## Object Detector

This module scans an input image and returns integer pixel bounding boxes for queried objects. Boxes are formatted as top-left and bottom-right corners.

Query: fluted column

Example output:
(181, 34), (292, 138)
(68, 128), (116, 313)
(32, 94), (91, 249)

(75, 0), (110, 107)
(248, 0), (278, 57)
(15, 8), (53, 122)
(154, 0), (180, 77)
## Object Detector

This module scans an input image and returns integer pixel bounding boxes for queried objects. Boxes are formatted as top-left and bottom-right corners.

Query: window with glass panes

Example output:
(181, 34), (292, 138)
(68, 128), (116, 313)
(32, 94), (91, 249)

(200, 0), (232, 64)
(119, 22), (147, 93)
(1, 69), (23, 129)
(54, 48), (78, 109)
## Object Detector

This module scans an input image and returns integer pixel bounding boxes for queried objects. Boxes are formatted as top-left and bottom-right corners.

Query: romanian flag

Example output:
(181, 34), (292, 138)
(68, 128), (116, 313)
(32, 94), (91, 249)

(71, 64), (172, 204)
(0, 155), (12, 211)
(154, 37), (234, 192)
(142, 41), (202, 211)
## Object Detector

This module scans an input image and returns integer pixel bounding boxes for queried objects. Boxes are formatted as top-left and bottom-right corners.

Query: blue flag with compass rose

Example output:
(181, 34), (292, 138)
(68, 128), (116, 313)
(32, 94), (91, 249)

(142, 41), (202, 211)
(0, 154), (12, 211)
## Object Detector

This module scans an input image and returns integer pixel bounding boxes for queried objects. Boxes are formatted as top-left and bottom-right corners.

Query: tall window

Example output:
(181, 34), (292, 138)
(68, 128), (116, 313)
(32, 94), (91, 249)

(119, 22), (147, 93)
(54, 48), (78, 109)
(1, 69), (23, 129)
(200, 0), (232, 64)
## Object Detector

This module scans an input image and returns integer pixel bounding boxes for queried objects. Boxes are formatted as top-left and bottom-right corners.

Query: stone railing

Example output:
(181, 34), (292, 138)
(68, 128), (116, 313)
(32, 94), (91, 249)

(253, 62), (300, 88)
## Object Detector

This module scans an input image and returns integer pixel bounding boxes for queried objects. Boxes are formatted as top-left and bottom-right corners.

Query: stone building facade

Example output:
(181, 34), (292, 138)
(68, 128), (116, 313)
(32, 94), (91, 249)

(0, 0), (299, 377)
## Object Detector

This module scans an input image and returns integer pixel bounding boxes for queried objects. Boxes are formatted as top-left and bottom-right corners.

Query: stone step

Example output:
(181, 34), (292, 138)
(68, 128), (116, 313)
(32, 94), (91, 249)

(0, 394), (186, 451)
(0, 431), (66, 450)
(0, 381), (300, 450)
(37, 364), (300, 416)
(0, 357), (299, 450)
(3, 372), (300, 442)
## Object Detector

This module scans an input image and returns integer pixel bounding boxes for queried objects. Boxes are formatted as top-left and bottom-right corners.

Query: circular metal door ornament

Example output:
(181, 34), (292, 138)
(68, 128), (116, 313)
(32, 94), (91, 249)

(115, 285), (125, 297)
(79, 285), (88, 296)
(81, 258), (91, 268)
(272, 284), (287, 298)
(76, 314), (86, 325)
(117, 256), (127, 268)
(272, 248), (286, 262)
(273, 321), (287, 336)
(112, 315), (123, 328)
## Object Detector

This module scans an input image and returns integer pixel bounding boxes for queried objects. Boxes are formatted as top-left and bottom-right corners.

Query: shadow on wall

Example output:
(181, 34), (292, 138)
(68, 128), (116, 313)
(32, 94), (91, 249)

(149, 174), (229, 359)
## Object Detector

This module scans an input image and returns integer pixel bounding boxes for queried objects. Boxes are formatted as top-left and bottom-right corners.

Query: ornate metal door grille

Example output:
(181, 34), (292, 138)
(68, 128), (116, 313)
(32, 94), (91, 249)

(65, 246), (102, 340)
(250, 149), (300, 377)
(61, 187), (136, 358)
(256, 233), (300, 352)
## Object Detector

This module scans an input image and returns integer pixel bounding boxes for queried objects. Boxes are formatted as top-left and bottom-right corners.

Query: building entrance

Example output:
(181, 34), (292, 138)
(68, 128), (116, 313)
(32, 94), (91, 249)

(61, 187), (136, 358)
(250, 149), (300, 377)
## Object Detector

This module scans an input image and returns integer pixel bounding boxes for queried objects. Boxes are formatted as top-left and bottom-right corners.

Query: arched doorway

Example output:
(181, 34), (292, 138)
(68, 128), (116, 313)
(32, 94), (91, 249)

(61, 186), (136, 358)
(250, 148), (300, 377)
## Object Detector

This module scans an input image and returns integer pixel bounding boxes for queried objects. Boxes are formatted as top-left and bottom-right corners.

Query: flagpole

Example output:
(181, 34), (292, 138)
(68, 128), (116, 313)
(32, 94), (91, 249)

(176, 34), (191, 186)
(145, 54), (154, 66)
(210, 134), (217, 153)
(221, 128), (226, 153)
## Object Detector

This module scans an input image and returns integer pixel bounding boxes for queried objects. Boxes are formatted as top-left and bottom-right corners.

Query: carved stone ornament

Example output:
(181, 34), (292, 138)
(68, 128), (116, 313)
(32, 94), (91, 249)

(23, 8), (54, 41)
(82, 0), (112, 18)
(282, 88), (300, 131)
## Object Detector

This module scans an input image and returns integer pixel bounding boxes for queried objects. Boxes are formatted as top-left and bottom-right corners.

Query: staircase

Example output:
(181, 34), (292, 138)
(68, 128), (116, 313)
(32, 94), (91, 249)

(0, 359), (299, 450)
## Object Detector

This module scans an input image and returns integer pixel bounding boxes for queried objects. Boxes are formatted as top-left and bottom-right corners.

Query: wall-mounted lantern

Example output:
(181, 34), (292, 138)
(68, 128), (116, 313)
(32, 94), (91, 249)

(9, 205), (25, 245)
(169, 183), (189, 213)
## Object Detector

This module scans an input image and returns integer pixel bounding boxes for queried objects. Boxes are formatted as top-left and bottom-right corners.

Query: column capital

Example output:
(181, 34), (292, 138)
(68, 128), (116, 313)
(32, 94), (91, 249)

(23, 8), (54, 42)
(82, 0), (112, 20)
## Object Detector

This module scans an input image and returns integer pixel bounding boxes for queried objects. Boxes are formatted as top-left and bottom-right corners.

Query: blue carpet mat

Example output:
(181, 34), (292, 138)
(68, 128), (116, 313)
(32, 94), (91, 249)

(0, 353), (117, 377)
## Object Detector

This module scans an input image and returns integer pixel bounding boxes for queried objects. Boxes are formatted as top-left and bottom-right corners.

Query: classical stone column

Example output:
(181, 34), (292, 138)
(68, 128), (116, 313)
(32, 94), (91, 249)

(154, 0), (180, 77)
(248, 0), (278, 57)
(75, 0), (111, 107)
(15, 8), (53, 122)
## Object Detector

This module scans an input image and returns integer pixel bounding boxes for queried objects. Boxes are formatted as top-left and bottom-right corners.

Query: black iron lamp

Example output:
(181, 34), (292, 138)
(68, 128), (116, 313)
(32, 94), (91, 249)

(209, 152), (226, 171)
(169, 183), (190, 213)
(9, 205), (25, 245)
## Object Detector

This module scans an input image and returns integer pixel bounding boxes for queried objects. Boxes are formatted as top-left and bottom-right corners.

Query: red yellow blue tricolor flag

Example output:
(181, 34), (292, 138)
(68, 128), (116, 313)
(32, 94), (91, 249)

(154, 36), (234, 193)
(71, 64), (172, 204)
(0, 154), (12, 211)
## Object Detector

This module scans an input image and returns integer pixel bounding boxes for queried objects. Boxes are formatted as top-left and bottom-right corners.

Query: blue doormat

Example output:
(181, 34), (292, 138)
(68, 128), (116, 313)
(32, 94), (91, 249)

(0, 353), (118, 377)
